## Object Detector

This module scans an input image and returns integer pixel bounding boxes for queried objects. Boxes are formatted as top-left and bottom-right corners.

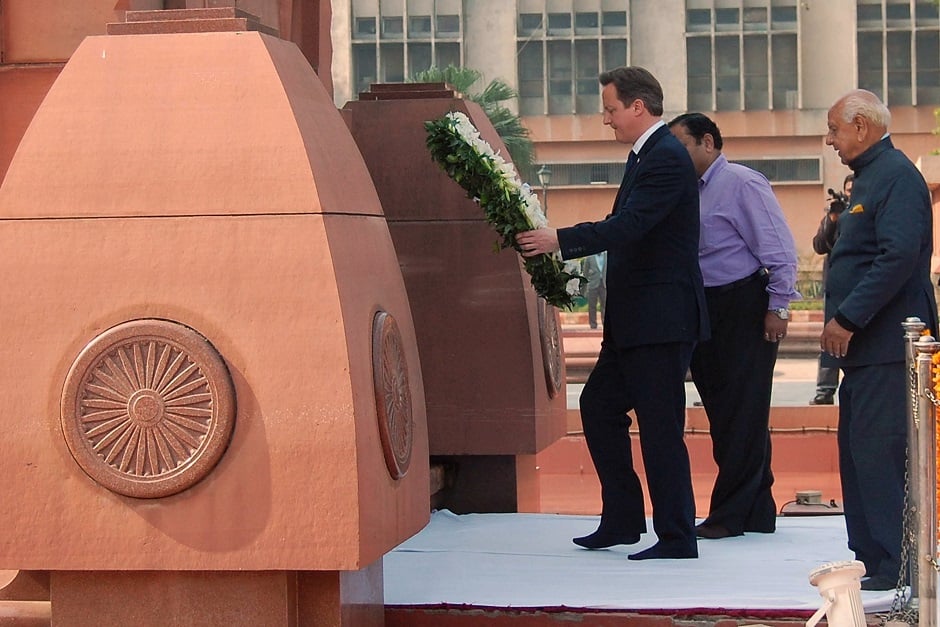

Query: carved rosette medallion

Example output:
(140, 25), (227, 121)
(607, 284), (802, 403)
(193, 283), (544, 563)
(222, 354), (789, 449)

(538, 298), (563, 397)
(61, 319), (236, 499)
(372, 311), (413, 480)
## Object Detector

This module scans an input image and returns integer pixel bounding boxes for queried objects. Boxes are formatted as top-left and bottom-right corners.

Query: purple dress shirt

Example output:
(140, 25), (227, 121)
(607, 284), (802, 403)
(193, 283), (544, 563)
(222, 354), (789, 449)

(698, 154), (799, 311)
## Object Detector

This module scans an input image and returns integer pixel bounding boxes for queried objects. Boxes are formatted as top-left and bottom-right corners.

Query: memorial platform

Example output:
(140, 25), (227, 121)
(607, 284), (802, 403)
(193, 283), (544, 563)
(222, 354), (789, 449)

(385, 348), (869, 626)
(384, 511), (901, 627)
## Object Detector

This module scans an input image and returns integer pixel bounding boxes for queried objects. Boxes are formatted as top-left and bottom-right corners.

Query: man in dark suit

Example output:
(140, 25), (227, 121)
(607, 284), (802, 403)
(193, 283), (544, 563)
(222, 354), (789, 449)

(823, 89), (938, 590)
(516, 66), (708, 560)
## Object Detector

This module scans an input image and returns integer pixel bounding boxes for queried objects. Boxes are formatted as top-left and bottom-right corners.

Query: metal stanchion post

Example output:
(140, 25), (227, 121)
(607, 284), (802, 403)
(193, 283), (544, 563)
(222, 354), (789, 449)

(905, 318), (928, 602)
(915, 335), (939, 627)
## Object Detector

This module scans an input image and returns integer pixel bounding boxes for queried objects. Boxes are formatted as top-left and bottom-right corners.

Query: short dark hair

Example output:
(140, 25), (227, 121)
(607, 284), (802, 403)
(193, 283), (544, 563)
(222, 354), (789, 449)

(667, 112), (724, 151)
(598, 66), (664, 116)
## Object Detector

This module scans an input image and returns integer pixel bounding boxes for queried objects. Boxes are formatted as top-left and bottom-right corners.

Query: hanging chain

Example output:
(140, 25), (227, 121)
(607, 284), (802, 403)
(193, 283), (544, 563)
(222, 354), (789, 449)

(880, 360), (922, 626)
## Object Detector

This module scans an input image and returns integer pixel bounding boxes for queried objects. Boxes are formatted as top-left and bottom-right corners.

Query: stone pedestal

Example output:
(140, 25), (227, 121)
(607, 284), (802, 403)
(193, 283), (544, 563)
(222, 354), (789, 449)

(343, 84), (568, 513)
(0, 10), (427, 625)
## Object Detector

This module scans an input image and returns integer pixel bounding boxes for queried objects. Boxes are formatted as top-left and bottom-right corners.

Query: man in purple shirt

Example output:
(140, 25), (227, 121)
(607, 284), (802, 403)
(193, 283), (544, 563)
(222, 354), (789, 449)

(669, 112), (799, 540)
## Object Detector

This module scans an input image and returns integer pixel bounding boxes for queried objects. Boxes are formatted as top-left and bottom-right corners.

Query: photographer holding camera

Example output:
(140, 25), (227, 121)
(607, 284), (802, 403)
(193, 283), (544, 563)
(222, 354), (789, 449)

(810, 173), (853, 405)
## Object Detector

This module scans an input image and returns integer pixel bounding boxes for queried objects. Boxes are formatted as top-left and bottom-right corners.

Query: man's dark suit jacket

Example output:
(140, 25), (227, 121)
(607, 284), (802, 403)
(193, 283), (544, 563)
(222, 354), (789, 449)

(827, 137), (938, 365)
(557, 124), (709, 348)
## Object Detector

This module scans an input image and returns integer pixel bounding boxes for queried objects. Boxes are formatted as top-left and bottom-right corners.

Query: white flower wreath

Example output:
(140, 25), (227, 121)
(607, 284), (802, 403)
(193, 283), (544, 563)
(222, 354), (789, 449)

(425, 111), (583, 309)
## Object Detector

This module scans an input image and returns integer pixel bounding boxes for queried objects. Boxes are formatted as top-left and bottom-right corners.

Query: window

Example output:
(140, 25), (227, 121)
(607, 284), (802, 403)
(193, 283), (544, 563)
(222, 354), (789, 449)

(732, 158), (820, 183)
(771, 34), (797, 109)
(548, 12), (572, 35)
(688, 37), (713, 110)
(575, 12), (600, 34)
(858, 2), (883, 27)
(687, 8), (711, 32)
(408, 42), (432, 76)
(917, 30), (940, 102)
(519, 13), (543, 36)
(857, 0), (940, 105)
(516, 7), (628, 115)
(355, 17), (377, 38)
(353, 44), (377, 95)
(743, 7), (768, 32)
(603, 39), (628, 72)
(382, 17), (403, 38)
(380, 43), (404, 81)
(887, 30), (913, 104)
(548, 41), (573, 114)
(576, 40), (600, 113)
(858, 31), (884, 95)
(437, 14), (460, 36)
(518, 41), (545, 115)
(409, 16), (431, 36)
(351, 4), (463, 100)
(685, 0), (799, 111)
(916, 2), (940, 27)
(523, 158), (819, 188)
(602, 11), (627, 35)
(743, 35), (769, 109)
(715, 36), (741, 110)
(716, 8), (740, 32)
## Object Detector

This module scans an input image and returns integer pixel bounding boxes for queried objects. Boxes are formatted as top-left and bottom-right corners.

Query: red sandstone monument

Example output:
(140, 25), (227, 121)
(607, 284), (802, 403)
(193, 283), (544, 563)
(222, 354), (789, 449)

(343, 86), (568, 514)
(0, 8), (428, 625)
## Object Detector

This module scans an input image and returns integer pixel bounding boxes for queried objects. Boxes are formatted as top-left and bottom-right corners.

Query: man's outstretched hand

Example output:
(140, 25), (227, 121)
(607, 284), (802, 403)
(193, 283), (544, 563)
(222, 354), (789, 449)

(515, 228), (560, 258)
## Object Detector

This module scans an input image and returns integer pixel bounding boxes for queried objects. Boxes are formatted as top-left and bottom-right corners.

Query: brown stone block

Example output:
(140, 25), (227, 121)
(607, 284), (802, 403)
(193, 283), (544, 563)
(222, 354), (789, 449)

(124, 7), (255, 22)
(0, 66), (62, 185)
(0, 30), (428, 572)
(1, 0), (116, 63)
(107, 17), (258, 35)
(343, 95), (568, 458)
(0, 571), (49, 601)
(51, 565), (383, 626)
(1, 32), (373, 220)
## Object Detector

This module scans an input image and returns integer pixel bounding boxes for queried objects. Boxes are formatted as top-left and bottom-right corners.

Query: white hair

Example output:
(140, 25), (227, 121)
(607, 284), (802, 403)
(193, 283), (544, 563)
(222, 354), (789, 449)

(838, 90), (891, 128)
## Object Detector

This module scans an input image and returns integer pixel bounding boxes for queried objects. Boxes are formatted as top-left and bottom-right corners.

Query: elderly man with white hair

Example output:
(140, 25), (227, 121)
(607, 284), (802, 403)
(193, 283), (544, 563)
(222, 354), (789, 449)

(822, 89), (938, 591)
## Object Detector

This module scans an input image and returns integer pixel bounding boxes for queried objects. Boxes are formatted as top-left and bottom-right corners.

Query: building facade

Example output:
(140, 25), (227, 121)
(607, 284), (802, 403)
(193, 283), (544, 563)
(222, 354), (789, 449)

(331, 0), (940, 275)
(2, 1), (939, 274)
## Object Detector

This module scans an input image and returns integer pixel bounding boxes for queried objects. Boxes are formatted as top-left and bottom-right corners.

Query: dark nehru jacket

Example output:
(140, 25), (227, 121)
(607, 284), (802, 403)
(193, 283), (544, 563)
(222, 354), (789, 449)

(825, 136), (938, 362)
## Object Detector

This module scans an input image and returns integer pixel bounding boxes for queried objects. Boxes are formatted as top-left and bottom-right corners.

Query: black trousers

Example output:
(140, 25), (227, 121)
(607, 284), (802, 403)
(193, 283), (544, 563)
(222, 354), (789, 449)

(816, 360), (840, 392)
(690, 274), (777, 534)
(838, 362), (906, 581)
(580, 341), (696, 550)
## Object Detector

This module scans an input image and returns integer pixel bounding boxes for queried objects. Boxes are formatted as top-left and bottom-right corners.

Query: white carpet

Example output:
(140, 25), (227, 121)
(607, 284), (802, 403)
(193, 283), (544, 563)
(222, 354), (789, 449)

(384, 510), (904, 614)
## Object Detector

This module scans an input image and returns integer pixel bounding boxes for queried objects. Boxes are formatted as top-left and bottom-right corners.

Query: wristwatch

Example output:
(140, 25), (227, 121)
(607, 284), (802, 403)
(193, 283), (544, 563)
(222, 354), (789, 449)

(770, 308), (790, 320)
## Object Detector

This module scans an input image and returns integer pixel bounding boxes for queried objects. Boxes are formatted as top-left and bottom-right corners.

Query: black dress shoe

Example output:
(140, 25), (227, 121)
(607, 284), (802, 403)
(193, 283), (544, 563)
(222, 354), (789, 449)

(860, 575), (897, 591)
(810, 392), (835, 405)
(572, 530), (641, 549)
(628, 542), (697, 560)
(695, 523), (740, 540)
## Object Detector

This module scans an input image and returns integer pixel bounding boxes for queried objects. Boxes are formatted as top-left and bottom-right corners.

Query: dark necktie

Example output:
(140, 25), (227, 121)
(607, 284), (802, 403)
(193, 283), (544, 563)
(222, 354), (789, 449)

(626, 150), (638, 171)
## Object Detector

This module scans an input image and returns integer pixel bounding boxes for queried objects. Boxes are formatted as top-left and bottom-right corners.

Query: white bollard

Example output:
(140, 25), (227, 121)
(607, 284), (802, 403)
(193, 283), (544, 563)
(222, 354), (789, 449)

(807, 560), (868, 627)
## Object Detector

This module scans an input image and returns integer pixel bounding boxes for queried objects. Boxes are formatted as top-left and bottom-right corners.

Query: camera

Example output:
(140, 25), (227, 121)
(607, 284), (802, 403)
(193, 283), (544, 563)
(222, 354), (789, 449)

(826, 188), (848, 215)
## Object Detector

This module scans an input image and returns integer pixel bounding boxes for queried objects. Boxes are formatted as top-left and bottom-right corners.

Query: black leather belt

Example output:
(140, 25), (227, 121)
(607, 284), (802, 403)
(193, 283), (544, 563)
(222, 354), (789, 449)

(705, 268), (768, 294)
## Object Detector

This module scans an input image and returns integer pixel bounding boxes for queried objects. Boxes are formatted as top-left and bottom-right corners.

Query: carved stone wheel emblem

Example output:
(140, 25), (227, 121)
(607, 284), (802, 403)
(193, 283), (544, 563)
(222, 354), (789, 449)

(372, 311), (414, 480)
(61, 319), (236, 499)
(538, 298), (563, 397)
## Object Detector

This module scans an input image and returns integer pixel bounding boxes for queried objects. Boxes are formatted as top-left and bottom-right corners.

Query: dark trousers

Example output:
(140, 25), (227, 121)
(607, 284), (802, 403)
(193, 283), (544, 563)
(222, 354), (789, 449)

(580, 341), (696, 549)
(690, 275), (777, 534)
(816, 296), (840, 393)
(587, 285), (606, 328)
(816, 360), (840, 393)
(838, 363), (906, 581)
